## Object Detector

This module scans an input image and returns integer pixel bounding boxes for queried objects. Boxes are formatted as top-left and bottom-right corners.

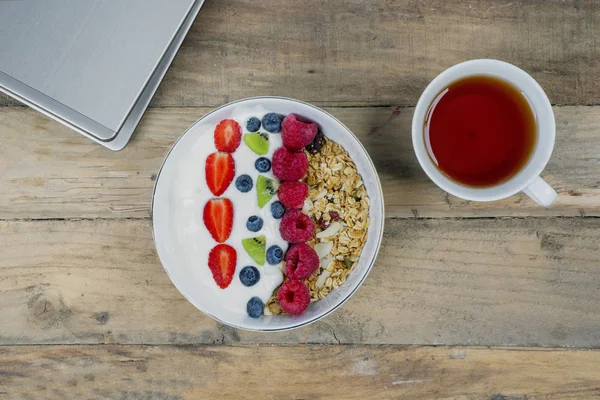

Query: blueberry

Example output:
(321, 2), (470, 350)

(270, 201), (285, 219)
(246, 215), (263, 232)
(305, 130), (326, 154)
(255, 157), (271, 173)
(266, 245), (284, 265)
(239, 266), (260, 287)
(235, 174), (253, 193)
(262, 113), (283, 133)
(246, 296), (264, 318)
(246, 117), (261, 132)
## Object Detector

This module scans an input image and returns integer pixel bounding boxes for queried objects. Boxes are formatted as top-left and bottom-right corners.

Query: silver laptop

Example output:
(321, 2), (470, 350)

(0, 0), (204, 150)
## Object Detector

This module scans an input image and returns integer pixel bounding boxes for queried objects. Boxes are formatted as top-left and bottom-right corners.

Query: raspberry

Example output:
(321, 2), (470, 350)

(279, 209), (315, 243)
(281, 114), (319, 151)
(285, 243), (319, 280)
(277, 279), (311, 315)
(277, 181), (308, 209)
(272, 147), (308, 181)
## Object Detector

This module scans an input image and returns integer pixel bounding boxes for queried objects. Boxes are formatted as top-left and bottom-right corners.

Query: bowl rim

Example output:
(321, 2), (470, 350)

(151, 96), (385, 332)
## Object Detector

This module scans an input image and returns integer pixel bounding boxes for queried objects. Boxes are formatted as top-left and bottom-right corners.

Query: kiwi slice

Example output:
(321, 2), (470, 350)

(243, 133), (269, 155)
(256, 175), (278, 208)
(242, 236), (266, 266)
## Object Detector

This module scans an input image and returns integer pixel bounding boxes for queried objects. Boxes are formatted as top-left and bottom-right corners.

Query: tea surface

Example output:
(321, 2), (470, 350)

(424, 75), (537, 187)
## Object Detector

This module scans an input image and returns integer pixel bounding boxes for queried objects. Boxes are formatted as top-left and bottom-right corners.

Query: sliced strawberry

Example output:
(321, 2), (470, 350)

(203, 198), (234, 243)
(208, 244), (237, 289)
(214, 119), (242, 153)
(205, 152), (235, 196)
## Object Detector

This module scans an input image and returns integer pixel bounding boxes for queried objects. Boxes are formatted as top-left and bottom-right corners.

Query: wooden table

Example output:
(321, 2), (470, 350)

(2, 1), (600, 398)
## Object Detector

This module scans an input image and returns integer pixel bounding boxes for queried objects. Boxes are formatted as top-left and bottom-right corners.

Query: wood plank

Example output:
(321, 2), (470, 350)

(2, 217), (600, 347)
(1, 106), (599, 219)
(2, 0), (599, 108)
(1, 344), (600, 399)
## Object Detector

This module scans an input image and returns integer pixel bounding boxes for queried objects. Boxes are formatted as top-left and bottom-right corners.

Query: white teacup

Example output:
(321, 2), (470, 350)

(412, 59), (557, 207)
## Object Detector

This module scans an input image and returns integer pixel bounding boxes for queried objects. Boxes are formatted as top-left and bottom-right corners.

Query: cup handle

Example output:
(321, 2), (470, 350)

(523, 176), (557, 207)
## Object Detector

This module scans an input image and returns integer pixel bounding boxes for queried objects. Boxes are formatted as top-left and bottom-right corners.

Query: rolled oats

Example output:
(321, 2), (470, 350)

(266, 138), (370, 314)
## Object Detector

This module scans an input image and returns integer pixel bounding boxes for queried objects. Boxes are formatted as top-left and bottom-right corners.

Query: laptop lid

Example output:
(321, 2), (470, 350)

(0, 0), (203, 149)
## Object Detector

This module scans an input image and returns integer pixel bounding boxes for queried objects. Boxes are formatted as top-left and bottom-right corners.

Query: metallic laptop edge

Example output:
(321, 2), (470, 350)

(0, 0), (205, 151)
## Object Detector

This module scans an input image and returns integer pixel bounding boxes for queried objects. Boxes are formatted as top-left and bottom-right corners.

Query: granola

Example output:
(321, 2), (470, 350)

(266, 138), (370, 314)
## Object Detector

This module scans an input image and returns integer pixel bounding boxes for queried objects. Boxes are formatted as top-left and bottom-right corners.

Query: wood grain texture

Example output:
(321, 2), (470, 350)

(2, 106), (599, 219)
(2, 1), (599, 394)
(2, 217), (600, 347)
(2, 0), (599, 108)
(1, 345), (600, 399)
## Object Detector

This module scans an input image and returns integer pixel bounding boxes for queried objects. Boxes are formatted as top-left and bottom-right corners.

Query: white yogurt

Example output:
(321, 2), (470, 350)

(170, 109), (286, 316)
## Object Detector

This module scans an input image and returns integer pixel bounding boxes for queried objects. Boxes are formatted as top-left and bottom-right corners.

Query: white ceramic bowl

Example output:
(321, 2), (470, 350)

(152, 97), (384, 331)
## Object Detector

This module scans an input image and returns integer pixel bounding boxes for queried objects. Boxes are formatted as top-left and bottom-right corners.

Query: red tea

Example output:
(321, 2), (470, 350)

(424, 75), (537, 187)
